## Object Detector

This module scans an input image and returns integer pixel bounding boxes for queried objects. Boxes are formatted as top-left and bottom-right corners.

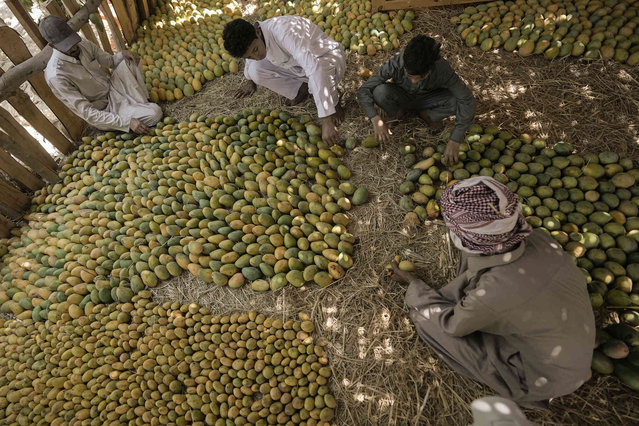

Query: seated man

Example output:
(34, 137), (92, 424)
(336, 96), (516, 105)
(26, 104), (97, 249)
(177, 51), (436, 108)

(39, 15), (162, 134)
(358, 35), (475, 165)
(391, 176), (595, 409)
(222, 17), (345, 145)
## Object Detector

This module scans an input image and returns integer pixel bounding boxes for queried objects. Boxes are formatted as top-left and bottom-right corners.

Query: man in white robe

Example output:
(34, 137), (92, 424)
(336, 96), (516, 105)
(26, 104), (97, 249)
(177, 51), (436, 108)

(39, 15), (162, 134)
(223, 17), (345, 145)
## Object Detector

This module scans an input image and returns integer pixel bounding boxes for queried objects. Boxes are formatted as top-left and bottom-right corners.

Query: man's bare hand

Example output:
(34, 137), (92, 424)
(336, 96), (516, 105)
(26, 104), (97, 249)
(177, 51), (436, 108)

(390, 260), (416, 284)
(122, 50), (140, 65)
(234, 80), (257, 99)
(443, 140), (461, 166)
(320, 116), (339, 146)
(371, 115), (391, 143)
(130, 118), (150, 134)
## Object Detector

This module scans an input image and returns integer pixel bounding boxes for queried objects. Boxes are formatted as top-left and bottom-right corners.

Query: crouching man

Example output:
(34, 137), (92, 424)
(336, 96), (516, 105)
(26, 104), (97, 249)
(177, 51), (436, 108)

(222, 17), (345, 146)
(391, 176), (595, 409)
(40, 15), (162, 134)
(358, 35), (475, 165)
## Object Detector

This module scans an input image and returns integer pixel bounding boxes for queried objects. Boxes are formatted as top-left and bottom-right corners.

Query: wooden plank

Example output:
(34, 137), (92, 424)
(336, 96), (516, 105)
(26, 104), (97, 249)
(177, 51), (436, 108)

(110, 0), (136, 43)
(60, 0), (101, 47)
(94, 12), (114, 54)
(100, 2), (125, 51)
(0, 109), (59, 184)
(371, 0), (491, 11)
(0, 178), (31, 212)
(6, 89), (74, 154)
(0, 213), (14, 238)
(0, 24), (85, 141)
(4, 0), (47, 49)
(137, 0), (150, 21)
(125, 0), (139, 32)
(0, 148), (45, 191)
(44, 0), (68, 18)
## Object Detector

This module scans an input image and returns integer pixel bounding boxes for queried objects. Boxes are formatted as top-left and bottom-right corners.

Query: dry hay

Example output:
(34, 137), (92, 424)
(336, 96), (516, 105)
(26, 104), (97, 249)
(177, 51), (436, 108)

(155, 5), (639, 425)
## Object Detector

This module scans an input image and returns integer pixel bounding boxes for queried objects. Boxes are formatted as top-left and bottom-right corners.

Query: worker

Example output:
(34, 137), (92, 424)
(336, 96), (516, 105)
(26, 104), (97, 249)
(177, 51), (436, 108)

(391, 176), (595, 409)
(222, 17), (345, 146)
(39, 15), (162, 134)
(358, 35), (475, 165)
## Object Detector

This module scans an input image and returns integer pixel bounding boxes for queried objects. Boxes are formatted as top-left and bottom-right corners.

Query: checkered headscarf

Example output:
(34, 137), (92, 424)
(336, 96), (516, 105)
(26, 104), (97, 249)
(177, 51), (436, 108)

(440, 176), (531, 254)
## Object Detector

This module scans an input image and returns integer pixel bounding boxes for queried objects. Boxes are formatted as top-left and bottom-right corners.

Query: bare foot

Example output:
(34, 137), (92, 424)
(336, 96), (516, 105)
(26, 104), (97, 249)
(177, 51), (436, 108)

(335, 102), (345, 125)
(286, 83), (310, 106)
(418, 109), (444, 130)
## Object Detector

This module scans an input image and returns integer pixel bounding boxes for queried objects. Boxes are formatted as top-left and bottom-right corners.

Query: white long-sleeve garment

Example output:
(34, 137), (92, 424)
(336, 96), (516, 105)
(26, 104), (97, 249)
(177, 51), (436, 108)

(244, 16), (345, 118)
(44, 39), (161, 132)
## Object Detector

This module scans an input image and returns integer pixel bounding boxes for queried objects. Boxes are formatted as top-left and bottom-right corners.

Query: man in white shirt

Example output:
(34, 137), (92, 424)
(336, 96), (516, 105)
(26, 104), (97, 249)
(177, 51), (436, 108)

(223, 17), (345, 145)
(39, 15), (162, 134)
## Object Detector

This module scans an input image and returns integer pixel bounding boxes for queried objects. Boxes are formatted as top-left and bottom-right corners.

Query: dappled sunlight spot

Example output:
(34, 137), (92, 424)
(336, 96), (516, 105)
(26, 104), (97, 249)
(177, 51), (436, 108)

(494, 401), (511, 415)
(323, 306), (337, 314)
(343, 378), (352, 387)
(535, 376), (548, 387)
(517, 268), (526, 275)
(584, 323), (591, 334)
(475, 289), (486, 297)
(472, 400), (491, 412)
(380, 309), (390, 329)
(373, 338), (394, 362)
(501, 252), (512, 262)
(561, 308), (568, 321)
(378, 395), (395, 411)
(358, 326), (369, 359)
(551, 345), (562, 358)
(325, 316), (340, 330)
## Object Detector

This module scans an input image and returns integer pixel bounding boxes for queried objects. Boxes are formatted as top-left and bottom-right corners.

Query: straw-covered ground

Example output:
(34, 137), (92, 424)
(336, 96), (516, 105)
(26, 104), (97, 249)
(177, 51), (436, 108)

(155, 5), (639, 425)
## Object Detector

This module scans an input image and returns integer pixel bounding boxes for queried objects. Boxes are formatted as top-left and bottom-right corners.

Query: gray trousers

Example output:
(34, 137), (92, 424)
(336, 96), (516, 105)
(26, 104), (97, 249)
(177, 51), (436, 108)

(372, 83), (457, 122)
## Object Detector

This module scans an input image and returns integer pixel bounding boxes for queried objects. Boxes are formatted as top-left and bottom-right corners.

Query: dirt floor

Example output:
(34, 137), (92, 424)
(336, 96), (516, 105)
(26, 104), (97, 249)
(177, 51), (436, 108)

(153, 5), (639, 426)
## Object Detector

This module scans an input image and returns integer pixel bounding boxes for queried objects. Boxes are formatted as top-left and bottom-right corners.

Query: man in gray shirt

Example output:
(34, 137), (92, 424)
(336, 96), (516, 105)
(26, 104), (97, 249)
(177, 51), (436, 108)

(357, 35), (475, 165)
(391, 177), (595, 408)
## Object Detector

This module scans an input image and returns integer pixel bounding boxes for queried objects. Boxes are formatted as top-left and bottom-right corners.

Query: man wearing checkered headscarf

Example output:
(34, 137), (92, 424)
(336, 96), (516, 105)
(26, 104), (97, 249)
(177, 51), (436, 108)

(393, 177), (595, 409)
(440, 176), (531, 254)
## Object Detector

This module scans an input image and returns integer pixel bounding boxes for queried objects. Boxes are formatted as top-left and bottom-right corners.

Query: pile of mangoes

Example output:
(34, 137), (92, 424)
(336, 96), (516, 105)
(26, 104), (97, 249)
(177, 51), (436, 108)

(258, 0), (415, 55)
(133, 0), (242, 101)
(0, 109), (366, 323)
(0, 291), (337, 424)
(452, 0), (639, 64)
(593, 322), (639, 390)
(397, 124), (639, 387)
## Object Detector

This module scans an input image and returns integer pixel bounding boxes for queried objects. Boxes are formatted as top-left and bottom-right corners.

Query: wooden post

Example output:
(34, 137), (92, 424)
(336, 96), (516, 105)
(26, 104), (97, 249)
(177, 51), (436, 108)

(94, 13), (114, 54)
(0, 179), (31, 212)
(0, 24), (85, 140)
(60, 0), (101, 47)
(4, 0), (48, 49)
(125, 0), (139, 32)
(137, 0), (150, 21)
(6, 89), (74, 154)
(0, 148), (45, 191)
(0, 213), (13, 238)
(100, 2), (126, 51)
(0, 109), (59, 184)
(43, 0), (68, 18)
(110, 0), (136, 43)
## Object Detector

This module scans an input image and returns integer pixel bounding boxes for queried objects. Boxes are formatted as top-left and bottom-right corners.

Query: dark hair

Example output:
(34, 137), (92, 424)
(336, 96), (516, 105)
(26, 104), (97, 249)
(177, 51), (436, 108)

(403, 35), (441, 76)
(223, 19), (257, 57)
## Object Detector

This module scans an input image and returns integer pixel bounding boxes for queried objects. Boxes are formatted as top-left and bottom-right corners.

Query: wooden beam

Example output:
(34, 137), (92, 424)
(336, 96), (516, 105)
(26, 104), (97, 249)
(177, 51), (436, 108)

(0, 0), (104, 103)
(4, 0), (47, 49)
(137, 0), (150, 21)
(6, 89), (74, 154)
(0, 213), (14, 238)
(0, 178), (31, 212)
(60, 0), (101, 49)
(100, 2), (125, 51)
(0, 148), (45, 191)
(0, 24), (85, 140)
(43, 0), (68, 18)
(0, 108), (59, 184)
(110, 0), (136, 43)
(93, 12), (114, 54)
(125, 0), (139, 32)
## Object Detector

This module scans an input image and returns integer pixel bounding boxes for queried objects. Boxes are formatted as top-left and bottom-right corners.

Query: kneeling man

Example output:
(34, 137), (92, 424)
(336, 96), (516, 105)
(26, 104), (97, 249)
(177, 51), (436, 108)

(223, 17), (345, 145)
(392, 176), (595, 408)
(40, 15), (162, 134)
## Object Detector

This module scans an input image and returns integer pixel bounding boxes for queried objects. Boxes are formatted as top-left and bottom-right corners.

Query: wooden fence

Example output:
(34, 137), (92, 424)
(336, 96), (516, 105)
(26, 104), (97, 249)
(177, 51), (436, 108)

(0, 0), (156, 237)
